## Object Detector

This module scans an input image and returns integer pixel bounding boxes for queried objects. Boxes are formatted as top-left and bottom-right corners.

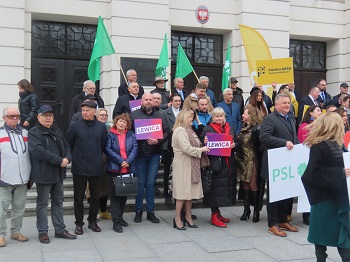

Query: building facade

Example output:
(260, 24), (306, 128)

(1, 0), (349, 130)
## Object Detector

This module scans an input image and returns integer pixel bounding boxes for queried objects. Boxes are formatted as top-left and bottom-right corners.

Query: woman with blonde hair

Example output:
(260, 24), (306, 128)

(200, 107), (236, 228)
(172, 109), (209, 230)
(235, 105), (263, 222)
(302, 112), (350, 261)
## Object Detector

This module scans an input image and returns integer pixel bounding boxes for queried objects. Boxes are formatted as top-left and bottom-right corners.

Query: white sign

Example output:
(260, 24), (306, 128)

(297, 191), (310, 213)
(268, 144), (310, 203)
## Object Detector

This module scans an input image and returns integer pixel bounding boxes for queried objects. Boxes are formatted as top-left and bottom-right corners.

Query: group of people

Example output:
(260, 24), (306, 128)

(1, 74), (349, 261)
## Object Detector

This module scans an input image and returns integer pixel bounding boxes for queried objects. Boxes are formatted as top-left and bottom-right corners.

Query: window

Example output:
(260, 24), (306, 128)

(290, 40), (326, 70)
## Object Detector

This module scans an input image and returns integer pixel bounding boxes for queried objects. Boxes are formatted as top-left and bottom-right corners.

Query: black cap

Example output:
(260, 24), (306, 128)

(84, 94), (97, 100)
(230, 77), (238, 83)
(38, 105), (54, 114)
(80, 101), (97, 109)
(250, 87), (261, 95)
(340, 82), (349, 88)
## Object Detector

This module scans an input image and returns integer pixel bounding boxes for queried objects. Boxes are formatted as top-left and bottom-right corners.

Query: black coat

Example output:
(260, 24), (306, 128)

(161, 107), (177, 149)
(18, 91), (39, 130)
(29, 123), (71, 184)
(118, 83), (145, 97)
(112, 93), (142, 119)
(69, 92), (104, 122)
(150, 88), (170, 110)
(317, 91), (332, 108)
(260, 110), (299, 180)
(66, 118), (107, 176)
(200, 124), (236, 207)
(131, 107), (170, 155)
(302, 141), (348, 206)
(297, 95), (318, 124)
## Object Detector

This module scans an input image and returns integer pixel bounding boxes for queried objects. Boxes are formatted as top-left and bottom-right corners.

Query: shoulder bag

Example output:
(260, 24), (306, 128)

(113, 169), (139, 196)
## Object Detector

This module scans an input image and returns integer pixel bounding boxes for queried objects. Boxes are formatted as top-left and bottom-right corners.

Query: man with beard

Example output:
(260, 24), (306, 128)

(131, 93), (169, 223)
(316, 79), (331, 108)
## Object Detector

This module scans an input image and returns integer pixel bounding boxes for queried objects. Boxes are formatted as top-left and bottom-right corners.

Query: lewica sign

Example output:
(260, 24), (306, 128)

(206, 133), (232, 157)
(134, 119), (163, 140)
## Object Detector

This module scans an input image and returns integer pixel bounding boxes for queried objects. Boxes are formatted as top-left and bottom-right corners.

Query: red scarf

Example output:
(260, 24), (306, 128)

(209, 122), (231, 135)
(208, 122), (231, 168)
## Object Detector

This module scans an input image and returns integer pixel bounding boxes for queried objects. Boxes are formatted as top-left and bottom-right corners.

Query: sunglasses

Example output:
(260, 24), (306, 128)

(6, 115), (21, 120)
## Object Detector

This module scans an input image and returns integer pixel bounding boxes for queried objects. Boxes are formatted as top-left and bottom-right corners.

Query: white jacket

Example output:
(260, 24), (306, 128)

(0, 124), (31, 185)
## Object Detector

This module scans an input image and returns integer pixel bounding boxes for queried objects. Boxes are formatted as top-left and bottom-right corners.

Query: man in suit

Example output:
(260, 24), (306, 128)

(172, 77), (188, 108)
(316, 79), (331, 109)
(161, 94), (181, 204)
(288, 82), (301, 102)
(118, 69), (145, 97)
(216, 88), (242, 136)
(329, 82), (349, 108)
(260, 93), (299, 237)
(113, 82), (142, 118)
(297, 86), (320, 124)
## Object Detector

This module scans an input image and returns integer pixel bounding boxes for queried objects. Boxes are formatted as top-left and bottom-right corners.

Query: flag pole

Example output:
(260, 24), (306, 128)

(192, 69), (200, 83)
(114, 53), (127, 83)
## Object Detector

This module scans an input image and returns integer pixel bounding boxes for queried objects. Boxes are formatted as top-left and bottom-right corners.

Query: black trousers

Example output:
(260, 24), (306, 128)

(73, 175), (100, 225)
(315, 244), (350, 262)
(109, 176), (127, 222)
(162, 149), (173, 197)
(266, 182), (288, 227)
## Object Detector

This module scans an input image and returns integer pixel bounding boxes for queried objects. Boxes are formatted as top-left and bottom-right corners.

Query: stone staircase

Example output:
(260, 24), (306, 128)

(22, 165), (270, 217)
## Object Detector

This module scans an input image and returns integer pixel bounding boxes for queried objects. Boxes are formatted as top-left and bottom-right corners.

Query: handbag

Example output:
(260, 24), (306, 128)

(209, 156), (222, 174)
(113, 172), (139, 197)
(201, 167), (213, 194)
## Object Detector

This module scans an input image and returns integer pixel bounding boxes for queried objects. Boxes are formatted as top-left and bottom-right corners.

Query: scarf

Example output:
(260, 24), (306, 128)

(208, 122), (231, 168)
(185, 128), (209, 183)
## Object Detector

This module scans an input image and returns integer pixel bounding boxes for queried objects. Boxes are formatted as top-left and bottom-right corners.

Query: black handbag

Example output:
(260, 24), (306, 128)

(113, 172), (139, 197)
(201, 167), (213, 194)
(209, 156), (222, 174)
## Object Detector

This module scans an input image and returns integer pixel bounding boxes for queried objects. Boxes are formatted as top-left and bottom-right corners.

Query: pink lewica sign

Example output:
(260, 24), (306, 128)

(134, 119), (163, 140)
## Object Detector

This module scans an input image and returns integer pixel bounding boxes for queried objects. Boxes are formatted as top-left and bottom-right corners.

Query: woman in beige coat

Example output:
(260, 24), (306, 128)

(172, 109), (209, 230)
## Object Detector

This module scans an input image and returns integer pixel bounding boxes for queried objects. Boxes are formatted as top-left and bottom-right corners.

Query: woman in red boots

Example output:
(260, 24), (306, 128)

(200, 107), (236, 228)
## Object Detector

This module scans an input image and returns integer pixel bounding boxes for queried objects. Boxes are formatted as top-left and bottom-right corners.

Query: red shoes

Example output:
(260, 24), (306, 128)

(211, 212), (227, 228)
(217, 211), (230, 223)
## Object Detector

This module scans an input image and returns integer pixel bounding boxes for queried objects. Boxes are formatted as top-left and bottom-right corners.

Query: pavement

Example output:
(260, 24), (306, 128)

(0, 205), (343, 262)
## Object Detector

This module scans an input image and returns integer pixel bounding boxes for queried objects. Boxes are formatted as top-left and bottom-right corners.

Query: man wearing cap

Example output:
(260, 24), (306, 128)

(172, 77), (188, 108)
(131, 93), (170, 224)
(113, 82), (142, 118)
(29, 105), (77, 244)
(150, 76), (170, 110)
(68, 80), (104, 122)
(0, 107), (30, 247)
(329, 82), (349, 108)
(118, 69), (145, 97)
(70, 94), (97, 125)
(67, 101), (107, 235)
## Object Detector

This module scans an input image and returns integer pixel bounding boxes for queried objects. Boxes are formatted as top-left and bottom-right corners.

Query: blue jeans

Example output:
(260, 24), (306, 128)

(135, 154), (160, 213)
(36, 182), (66, 234)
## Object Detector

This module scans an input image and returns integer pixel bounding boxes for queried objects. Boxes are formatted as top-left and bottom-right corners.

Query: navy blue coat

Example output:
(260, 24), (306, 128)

(216, 100), (242, 136)
(105, 130), (138, 174)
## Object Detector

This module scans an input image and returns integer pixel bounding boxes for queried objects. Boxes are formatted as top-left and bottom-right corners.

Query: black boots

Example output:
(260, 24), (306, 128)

(240, 190), (251, 221)
(251, 191), (260, 223)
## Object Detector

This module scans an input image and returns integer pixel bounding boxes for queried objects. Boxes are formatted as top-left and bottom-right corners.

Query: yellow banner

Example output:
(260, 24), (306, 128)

(239, 25), (272, 85)
(256, 58), (294, 86)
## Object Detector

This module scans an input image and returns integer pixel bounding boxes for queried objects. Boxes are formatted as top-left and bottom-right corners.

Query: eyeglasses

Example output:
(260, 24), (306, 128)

(86, 87), (96, 91)
(39, 113), (54, 118)
(5, 115), (21, 120)
(99, 114), (108, 117)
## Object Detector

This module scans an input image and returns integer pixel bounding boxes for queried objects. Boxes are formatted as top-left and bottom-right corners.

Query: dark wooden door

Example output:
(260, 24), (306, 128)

(294, 70), (326, 98)
(32, 58), (88, 134)
(171, 65), (222, 99)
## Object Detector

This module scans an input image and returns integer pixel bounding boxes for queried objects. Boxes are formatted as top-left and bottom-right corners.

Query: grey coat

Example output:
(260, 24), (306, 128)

(259, 110), (299, 180)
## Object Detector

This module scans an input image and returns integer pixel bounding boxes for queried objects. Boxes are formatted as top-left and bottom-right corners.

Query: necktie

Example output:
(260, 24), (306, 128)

(178, 90), (184, 100)
(321, 92), (325, 102)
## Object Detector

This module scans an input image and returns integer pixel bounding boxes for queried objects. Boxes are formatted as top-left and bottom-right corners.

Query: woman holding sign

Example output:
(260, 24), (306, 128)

(235, 105), (263, 222)
(302, 112), (350, 261)
(200, 107), (236, 228)
(172, 109), (210, 230)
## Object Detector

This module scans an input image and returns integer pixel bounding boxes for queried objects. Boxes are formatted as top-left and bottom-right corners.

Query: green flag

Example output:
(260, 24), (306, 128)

(175, 43), (193, 78)
(155, 33), (169, 79)
(88, 16), (115, 82)
(221, 41), (231, 91)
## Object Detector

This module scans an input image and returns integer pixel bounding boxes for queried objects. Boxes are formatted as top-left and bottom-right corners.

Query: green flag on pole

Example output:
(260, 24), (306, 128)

(175, 43), (193, 78)
(88, 16), (115, 82)
(221, 41), (231, 91)
(155, 33), (169, 79)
